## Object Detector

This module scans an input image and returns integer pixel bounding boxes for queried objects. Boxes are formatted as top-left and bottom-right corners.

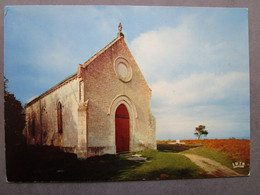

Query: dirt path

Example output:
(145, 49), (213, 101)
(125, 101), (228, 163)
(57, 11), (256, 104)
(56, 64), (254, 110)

(182, 154), (242, 177)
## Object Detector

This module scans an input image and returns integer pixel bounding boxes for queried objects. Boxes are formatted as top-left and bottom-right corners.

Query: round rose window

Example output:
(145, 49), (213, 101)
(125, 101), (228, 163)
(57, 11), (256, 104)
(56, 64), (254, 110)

(114, 57), (132, 82)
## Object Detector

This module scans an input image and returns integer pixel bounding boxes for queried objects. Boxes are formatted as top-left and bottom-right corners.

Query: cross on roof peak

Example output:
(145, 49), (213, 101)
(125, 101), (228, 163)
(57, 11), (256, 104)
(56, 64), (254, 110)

(117, 22), (124, 37)
(118, 22), (122, 32)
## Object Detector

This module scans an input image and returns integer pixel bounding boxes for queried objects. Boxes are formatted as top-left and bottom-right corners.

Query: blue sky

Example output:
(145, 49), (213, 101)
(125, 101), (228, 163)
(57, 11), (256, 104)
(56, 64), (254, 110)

(4, 6), (250, 140)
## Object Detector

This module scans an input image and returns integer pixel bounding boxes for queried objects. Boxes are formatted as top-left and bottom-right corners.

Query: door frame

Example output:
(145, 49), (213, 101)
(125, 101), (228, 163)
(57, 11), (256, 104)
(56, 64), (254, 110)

(107, 95), (137, 154)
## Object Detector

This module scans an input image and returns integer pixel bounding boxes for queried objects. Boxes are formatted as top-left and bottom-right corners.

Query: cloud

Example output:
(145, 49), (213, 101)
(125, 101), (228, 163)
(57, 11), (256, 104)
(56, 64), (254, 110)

(130, 24), (193, 82)
(151, 72), (249, 107)
(150, 70), (250, 140)
(130, 13), (249, 140)
(130, 15), (249, 85)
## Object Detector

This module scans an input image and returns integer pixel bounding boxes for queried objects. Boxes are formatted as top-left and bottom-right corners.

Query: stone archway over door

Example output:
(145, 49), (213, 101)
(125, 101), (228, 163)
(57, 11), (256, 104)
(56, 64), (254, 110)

(115, 104), (129, 152)
(107, 94), (137, 154)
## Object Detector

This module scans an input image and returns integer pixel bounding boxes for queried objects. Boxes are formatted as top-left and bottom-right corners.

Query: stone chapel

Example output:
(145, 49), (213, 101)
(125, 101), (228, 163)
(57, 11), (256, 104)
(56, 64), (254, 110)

(25, 24), (156, 158)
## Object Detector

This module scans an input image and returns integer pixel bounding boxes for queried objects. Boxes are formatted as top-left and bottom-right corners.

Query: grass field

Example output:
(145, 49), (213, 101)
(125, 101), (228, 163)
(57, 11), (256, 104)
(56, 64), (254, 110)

(157, 138), (250, 176)
(6, 145), (205, 182)
(158, 139), (250, 164)
(118, 149), (205, 181)
(180, 147), (249, 175)
(6, 139), (250, 182)
(183, 139), (250, 165)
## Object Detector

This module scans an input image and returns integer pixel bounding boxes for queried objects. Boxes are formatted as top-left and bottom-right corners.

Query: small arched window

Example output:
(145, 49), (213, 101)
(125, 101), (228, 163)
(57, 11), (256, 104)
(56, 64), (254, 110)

(31, 117), (36, 137)
(57, 102), (63, 134)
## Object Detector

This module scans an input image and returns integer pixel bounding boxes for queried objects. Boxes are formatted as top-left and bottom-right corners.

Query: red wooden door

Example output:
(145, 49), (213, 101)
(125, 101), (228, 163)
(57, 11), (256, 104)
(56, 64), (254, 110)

(115, 104), (129, 152)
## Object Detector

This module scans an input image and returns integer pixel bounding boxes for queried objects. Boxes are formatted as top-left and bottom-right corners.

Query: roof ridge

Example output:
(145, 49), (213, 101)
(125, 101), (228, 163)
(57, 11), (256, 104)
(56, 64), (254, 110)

(82, 36), (123, 68)
(25, 73), (77, 107)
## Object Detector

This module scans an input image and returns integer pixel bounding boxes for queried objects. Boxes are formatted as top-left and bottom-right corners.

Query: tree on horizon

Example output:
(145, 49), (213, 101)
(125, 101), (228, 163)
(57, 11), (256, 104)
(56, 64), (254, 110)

(194, 125), (208, 139)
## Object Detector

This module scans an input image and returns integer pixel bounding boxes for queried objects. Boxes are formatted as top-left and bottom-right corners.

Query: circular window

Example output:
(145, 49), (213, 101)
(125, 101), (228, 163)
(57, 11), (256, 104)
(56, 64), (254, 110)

(117, 63), (128, 78)
(114, 57), (132, 82)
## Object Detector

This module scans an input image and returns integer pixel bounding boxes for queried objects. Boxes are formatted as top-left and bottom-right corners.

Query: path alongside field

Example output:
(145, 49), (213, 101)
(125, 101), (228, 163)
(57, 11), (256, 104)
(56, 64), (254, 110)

(182, 154), (242, 177)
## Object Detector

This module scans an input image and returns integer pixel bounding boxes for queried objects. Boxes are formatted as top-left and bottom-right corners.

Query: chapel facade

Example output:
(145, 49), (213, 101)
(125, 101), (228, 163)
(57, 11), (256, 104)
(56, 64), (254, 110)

(25, 24), (156, 158)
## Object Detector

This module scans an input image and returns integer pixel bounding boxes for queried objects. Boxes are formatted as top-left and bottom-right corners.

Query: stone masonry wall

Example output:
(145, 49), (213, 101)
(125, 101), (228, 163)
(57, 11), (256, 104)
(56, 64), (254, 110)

(26, 77), (80, 149)
(81, 37), (155, 156)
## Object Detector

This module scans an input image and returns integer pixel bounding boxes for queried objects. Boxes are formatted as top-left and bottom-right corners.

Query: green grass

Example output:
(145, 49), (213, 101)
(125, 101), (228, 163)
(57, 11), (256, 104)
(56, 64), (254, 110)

(117, 149), (206, 181)
(180, 147), (249, 176)
(7, 144), (248, 182)
(6, 145), (206, 182)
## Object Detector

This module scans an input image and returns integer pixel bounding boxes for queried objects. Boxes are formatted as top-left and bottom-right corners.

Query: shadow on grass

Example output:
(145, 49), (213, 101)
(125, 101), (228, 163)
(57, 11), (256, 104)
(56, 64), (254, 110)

(157, 144), (199, 153)
(6, 144), (141, 182)
(6, 144), (206, 182)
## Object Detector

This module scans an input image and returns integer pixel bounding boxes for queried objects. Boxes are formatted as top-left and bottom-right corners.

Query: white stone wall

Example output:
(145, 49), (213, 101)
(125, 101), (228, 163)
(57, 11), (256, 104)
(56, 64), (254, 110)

(26, 77), (80, 149)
